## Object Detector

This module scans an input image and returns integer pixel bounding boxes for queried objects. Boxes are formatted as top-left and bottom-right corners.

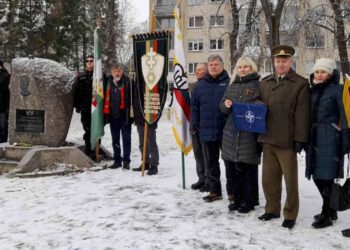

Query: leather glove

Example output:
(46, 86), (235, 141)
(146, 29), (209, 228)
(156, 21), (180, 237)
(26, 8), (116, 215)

(294, 141), (305, 153)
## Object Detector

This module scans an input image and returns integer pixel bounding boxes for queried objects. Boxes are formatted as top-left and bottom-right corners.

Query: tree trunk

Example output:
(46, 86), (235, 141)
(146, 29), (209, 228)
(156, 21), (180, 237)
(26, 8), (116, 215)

(229, 0), (240, 71)
(330, 0), (350, 79)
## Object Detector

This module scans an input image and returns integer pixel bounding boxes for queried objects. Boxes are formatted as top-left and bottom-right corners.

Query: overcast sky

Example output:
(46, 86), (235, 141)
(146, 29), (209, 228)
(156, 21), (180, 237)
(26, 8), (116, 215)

(129, 0), (150, 23)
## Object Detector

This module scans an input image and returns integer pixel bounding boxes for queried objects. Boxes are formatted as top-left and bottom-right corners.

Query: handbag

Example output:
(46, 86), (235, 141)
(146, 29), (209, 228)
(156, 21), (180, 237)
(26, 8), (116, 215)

(330, 154), (350, 211)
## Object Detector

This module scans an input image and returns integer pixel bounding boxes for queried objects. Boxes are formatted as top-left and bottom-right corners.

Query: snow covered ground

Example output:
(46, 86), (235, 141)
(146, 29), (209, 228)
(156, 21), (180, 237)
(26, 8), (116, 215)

(1, 112), (350, 249)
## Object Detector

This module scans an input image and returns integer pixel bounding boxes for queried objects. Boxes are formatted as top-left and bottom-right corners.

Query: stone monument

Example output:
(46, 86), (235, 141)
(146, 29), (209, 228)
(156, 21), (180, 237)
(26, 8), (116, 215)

(9, 57), (74, 146)
(0, 57), (96, 176)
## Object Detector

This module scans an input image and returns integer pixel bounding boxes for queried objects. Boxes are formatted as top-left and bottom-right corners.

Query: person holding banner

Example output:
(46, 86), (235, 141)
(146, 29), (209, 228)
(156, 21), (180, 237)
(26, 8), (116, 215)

(104, 64), (134, 170)
(305, 58), (350, 228)
(191, 55), (229, 202)
(220, 57), (261, 213)
(131, 82), (160, 175)
(191, 63), (209, 192)
(256, 45), (310, 229)
(74, 55), (95, 157)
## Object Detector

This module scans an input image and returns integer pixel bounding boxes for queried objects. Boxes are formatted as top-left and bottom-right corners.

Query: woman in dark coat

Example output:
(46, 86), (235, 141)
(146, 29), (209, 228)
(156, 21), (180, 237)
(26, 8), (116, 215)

(305, 58), (350, 228)
(220, 56), (261, 213)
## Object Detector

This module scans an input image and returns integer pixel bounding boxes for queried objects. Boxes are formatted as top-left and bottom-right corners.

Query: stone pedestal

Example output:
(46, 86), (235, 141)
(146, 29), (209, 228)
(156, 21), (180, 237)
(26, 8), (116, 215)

(9, 58), (75, 147)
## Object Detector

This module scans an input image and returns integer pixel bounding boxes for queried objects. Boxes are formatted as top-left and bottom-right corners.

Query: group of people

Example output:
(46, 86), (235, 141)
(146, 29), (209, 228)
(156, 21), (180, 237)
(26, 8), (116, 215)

(74, 55), (159, 175)
(190, 45), (350, 230)
(1, 44), (350, 232)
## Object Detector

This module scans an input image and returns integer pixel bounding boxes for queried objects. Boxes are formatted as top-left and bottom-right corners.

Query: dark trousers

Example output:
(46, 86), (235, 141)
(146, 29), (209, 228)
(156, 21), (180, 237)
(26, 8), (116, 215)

(314, 179), (334, 217)
(137, 124), (159, 167)
(201, 140), (221, 195)
(110, 116), (132, 165)
(225, 161), (259, 206)
(81, 111), (91, 155)
(0, 112), (8, 143)
(192, 131), (206, 184)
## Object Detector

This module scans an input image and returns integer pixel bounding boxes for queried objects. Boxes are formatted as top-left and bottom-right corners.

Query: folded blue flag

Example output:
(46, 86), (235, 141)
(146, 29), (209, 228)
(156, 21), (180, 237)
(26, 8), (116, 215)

(233, 102), (267, 134)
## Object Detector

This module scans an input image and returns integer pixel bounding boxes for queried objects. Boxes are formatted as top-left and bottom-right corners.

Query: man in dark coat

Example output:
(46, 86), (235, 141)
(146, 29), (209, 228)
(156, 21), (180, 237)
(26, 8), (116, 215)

(104, 64), (134, 170)
(131, 81), (160, 175)
(256, 45), (310, 229)
(0, 60), (11, 143)
(74, 55), (94, 156)
(190, 63), (208, 191)
(191, 55), (229, 202)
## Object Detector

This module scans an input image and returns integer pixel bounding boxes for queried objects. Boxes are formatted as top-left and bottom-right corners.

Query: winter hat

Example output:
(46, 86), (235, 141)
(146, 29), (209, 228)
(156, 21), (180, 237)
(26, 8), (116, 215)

(312, 58), (335, 75)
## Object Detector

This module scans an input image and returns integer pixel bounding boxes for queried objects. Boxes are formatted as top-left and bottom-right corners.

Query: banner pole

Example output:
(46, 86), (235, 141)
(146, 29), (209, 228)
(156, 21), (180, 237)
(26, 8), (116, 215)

(181, 152), (186, 189)
(142, 123), (149, 177)
(95, 141), (100, 163)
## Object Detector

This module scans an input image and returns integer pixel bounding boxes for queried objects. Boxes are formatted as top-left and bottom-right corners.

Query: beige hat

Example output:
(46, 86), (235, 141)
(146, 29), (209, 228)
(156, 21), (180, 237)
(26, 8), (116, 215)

(312, 58), (335, 75)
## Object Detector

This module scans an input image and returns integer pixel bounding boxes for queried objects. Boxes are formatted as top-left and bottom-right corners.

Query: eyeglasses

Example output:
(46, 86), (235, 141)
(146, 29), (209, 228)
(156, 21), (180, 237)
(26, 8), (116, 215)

(86, 60), (93, 63)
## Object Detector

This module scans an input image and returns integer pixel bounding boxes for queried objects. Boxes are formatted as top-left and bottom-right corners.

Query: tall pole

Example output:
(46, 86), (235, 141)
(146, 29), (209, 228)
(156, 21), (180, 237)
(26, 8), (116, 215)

(141, 0), (156, 176)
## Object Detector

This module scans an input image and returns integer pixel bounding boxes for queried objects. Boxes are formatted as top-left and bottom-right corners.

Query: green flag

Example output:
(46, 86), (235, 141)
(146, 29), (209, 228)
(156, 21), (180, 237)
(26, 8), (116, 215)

(90, 28), (104, 150)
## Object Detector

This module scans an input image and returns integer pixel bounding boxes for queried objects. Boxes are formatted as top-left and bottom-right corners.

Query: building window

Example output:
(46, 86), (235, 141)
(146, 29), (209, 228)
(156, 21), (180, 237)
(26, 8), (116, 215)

(306, 34), (325, 48)
(210, 15), (224, 27)
(157, 0), (175, 6)
(157, 18), (175, 29)
(209, 0), (223, 3)
(188, 63), (198, 74)
(187, 0), (204, 5)
(188, 39), (203, 51)
(188, 16), (203, 28)
(209, 39), (224, 50)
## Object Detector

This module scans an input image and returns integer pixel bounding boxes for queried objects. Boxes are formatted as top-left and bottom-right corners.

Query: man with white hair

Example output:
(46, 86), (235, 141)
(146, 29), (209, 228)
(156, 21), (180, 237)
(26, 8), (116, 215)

(191, 55), (229, 202)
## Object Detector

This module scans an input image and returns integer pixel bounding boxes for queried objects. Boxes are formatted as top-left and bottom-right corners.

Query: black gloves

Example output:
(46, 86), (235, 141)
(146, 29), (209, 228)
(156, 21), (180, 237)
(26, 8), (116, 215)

(294, 141), (305, 153)
(75, 108), (81, 113)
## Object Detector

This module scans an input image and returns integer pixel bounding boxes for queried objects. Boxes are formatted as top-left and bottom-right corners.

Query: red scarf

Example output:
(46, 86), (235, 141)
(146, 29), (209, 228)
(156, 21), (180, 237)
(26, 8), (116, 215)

(104, 79), (125, 114)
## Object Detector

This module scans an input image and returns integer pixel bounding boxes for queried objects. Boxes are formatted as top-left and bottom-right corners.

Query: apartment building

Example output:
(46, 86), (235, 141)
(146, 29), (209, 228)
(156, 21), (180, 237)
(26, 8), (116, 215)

(151, 0), (350, 83)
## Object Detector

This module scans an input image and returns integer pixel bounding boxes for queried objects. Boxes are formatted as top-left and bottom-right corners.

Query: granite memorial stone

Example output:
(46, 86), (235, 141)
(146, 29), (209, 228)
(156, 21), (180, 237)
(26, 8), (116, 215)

(9, 58), (75, 146)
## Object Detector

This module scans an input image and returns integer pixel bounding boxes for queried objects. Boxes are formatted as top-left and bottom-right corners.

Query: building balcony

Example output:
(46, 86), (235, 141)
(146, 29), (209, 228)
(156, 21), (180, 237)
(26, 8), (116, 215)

(154, 5), (176, 17)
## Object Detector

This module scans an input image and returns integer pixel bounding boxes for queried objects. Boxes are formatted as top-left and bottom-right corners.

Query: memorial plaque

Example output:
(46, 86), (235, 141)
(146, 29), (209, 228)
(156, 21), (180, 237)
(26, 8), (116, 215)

(16, 109), (45, 133)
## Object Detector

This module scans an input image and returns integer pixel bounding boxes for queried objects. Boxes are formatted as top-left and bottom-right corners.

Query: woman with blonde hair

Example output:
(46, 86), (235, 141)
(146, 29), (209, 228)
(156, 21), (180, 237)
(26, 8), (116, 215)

(220, 56), (261, 213)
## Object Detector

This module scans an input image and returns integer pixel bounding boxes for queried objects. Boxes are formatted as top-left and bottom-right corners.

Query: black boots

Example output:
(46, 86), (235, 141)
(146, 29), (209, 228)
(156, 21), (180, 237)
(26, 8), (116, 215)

(147, 165), (158, 175)
(191, 181), (204, 190)
(122, 161), (130, 170)
(312, 214), (333, 228)
(132, 163), (150, 171)
(314, 210), (337, 221)
(282, 219), (296, 229)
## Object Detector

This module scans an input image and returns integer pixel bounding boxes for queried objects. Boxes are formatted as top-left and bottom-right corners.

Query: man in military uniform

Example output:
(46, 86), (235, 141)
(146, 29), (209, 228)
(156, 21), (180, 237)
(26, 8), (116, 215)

(74, 55), (94, 156)
(256, 45), (310, 229)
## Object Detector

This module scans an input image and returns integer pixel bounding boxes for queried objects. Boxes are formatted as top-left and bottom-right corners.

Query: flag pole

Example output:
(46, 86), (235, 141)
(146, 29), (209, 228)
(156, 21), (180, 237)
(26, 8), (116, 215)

(181, 152), (186, 189)
(141, 1), (156, 176)
(94, 16), (102, 163)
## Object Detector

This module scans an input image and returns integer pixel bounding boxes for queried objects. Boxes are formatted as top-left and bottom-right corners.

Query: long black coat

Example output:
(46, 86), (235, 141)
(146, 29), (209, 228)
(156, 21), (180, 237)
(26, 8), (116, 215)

(305, 70), (348, 180)
(73, 70), (93, 113)
(220, 73), (261, 165)
(0, 68), (10, 112)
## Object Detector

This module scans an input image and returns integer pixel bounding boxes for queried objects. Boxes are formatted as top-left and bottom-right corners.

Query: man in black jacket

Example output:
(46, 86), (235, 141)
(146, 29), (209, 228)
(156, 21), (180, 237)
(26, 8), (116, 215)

(74, 55), (94, 156)
(0, 60), (10, 143)
(104, 64), (133, 170)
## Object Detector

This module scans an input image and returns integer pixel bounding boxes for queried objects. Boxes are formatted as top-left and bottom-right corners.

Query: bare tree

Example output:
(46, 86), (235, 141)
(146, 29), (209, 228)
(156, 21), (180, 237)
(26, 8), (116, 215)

(260, 0), (287, 49)
(330, 0), (350, 77)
